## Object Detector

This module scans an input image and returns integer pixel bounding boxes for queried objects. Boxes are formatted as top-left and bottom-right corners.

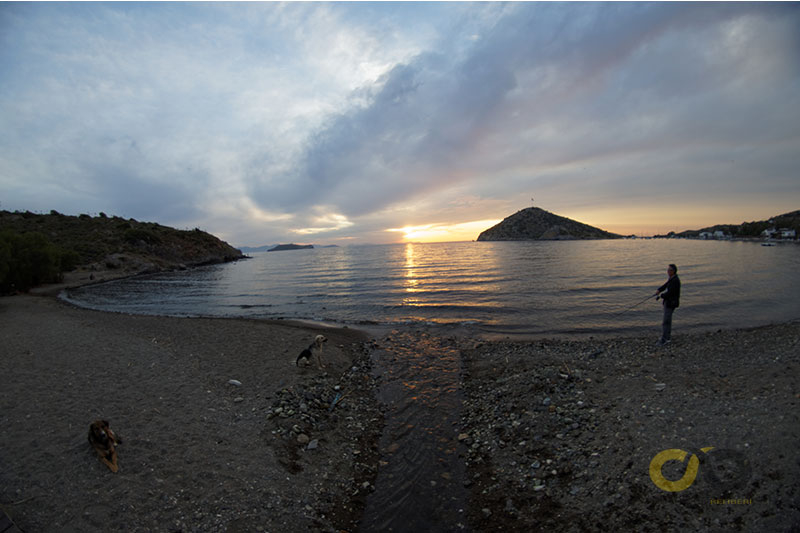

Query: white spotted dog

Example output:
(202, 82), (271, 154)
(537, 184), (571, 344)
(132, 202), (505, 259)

(295, 335), (328, 369)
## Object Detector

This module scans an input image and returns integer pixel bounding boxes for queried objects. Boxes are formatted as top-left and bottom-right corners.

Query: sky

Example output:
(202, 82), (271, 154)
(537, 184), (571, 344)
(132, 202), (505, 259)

(1, 2), (799, 246)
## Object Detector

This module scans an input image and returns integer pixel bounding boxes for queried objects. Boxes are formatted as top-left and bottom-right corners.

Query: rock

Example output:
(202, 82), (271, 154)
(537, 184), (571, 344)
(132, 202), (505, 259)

(233, 397), (244, 403)
(457, 433), (470, 441)
(654, 383), (666, 391)
(228, 379), (242, 386)
(482, 508), (492, 518)
(307, 439), (319, 450)
(297, 433), (310, 444)
(505, 498), (518, 514)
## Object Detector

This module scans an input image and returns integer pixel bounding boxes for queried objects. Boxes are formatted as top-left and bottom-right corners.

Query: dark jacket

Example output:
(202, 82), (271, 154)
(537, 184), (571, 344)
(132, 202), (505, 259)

(657, 275), (681, 309)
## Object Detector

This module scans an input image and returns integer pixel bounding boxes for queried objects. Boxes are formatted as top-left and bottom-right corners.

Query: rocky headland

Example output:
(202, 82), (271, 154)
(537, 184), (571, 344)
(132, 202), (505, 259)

(477, 207), (621, 241)
(1, 210), (244, 292)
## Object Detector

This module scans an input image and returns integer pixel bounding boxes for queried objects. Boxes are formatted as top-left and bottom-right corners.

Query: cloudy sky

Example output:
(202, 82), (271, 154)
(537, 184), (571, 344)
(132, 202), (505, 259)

(1, 2), (798, 245)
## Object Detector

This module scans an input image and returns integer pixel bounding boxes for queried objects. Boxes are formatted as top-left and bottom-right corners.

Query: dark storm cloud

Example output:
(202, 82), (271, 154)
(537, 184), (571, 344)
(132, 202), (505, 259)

(246, 2), (799, 229)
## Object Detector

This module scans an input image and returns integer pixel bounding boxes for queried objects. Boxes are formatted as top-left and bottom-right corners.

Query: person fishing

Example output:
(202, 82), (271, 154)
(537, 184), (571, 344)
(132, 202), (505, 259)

(655, 264), (681, 346)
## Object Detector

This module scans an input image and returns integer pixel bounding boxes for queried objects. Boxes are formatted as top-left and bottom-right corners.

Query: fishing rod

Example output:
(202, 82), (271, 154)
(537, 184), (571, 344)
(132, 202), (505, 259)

(612, 292), (659, 317)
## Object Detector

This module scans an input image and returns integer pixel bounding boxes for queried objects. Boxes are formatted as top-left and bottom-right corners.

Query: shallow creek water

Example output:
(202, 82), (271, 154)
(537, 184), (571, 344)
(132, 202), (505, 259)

(361, 331), (469, 532)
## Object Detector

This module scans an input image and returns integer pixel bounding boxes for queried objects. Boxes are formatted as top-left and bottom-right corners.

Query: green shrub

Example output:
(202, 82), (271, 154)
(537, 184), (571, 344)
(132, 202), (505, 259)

(0, 230), (74, 293)
(123, 228), (161, 245)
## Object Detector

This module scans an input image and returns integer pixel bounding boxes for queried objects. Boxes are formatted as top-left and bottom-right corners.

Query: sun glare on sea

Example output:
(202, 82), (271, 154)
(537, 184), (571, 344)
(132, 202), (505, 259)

(387, 219), (501, 243)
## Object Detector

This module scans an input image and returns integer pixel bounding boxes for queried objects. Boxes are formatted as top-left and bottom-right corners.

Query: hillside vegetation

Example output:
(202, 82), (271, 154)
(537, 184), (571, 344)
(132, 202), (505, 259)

(657, 209), (800, 238)
(0, 210), (243, 293)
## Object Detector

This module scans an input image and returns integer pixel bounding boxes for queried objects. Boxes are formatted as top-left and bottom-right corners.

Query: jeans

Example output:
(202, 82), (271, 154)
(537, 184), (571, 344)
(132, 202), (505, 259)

(662, 305), (675, 341)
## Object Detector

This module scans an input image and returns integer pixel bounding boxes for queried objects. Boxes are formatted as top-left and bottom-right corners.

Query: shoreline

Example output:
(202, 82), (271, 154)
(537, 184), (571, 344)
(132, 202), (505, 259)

(2, 277), (798, 531)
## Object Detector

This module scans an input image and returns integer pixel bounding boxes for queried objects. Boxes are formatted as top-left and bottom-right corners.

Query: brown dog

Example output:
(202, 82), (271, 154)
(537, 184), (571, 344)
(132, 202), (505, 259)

(88, 420), (122, 472)
(295, 334), (328, 369)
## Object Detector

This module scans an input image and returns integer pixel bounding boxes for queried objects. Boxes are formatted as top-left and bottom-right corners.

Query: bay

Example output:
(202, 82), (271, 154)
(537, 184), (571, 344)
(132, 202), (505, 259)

(62, 240), (800, 339)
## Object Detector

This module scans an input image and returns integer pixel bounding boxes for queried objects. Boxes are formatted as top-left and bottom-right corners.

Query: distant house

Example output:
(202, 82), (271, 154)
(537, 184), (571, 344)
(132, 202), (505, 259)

(699, 231), (728, 240)
(762, 227), (796, 240)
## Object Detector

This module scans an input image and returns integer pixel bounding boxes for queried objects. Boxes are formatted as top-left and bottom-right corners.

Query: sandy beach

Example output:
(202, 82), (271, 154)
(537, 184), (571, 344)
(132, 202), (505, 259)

(0, 293), (381, 532)
(1, 286), (798, 532)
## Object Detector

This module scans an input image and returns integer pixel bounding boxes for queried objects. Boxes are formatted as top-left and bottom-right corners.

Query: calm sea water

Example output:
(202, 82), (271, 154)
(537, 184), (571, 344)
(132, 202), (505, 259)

(62, 240), (800, 339)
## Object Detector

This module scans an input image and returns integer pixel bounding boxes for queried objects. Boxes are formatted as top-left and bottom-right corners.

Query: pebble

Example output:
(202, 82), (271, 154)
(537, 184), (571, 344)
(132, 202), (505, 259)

(297, 433), (310, 444)
(307, 439), (319, 450)
(228, 379), (242, 386)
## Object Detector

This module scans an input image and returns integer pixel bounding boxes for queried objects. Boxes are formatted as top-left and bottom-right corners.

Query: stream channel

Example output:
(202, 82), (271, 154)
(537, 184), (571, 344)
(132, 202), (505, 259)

(361, 330), (469, 532)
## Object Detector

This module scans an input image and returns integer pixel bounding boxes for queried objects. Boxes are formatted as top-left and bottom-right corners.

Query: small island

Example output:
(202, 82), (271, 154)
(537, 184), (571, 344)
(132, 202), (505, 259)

(267, 243), (314, 252)
(477, 207), (621, 241)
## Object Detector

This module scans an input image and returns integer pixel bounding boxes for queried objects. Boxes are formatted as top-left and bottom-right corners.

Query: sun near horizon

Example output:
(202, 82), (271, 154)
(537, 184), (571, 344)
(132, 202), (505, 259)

(387, 219), (502, 243)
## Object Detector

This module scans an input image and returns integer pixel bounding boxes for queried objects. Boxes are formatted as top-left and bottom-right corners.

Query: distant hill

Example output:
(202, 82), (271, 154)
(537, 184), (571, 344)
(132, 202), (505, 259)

(655, 209), (800, 238)
(1, 210), (244, 290)
(267, 243), (313, 252)
(239, 244), (339, 253)
(477, 207), (622, 241)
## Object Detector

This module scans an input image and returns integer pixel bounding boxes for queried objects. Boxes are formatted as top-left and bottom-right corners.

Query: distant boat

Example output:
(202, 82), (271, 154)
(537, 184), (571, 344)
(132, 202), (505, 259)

(761, 242), (776, 246)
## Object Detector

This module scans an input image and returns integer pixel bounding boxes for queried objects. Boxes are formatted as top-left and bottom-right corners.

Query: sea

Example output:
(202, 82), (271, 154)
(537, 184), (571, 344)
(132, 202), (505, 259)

(61, 239), (800, 340)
